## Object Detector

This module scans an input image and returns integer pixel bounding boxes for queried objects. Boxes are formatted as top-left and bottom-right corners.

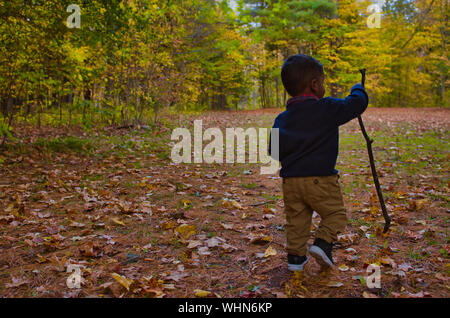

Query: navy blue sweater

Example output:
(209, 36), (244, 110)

(270, 84), (369, 177)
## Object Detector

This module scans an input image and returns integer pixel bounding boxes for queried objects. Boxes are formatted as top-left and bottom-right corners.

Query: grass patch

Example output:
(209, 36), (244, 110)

(241, 182), (258, 189)
(33, 136), (92, 154)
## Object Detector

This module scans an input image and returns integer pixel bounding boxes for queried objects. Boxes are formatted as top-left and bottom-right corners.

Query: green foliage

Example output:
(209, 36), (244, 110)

(0, 0), (252, 134)
(238, 0), (448, 106)
(0, 0), (447, 139)
(33, 136), (92, 154)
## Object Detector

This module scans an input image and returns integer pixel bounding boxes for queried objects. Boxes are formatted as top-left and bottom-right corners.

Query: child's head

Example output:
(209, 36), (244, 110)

(281, 54), (325, 98)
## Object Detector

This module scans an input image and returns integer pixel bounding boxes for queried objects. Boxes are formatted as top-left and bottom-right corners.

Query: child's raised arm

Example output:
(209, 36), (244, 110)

(325, 84), (369, 126)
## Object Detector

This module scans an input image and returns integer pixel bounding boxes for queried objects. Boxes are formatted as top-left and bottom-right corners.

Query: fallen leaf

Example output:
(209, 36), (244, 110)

(70, 221), (85, 228)
(165, 271), (188, 282)
(111, 273), (133, 291)
(194, 289), (211, 297)
(409, 199), (429, 211)
(6, 276), (29, 288)
(111, 218), (126, 226)
(363, 291), (379, 298)
(205, 237), (221, 248)
(264, 245), (277, 257)
(338, 264), (349, 272)
(326, 281), (343, 287)
(231, 200), (243, 209)
(198, 246), (211, 255)
(249, 235), (272, 245)
(186, 240), (202, 249)
(220, 223), (233, 230)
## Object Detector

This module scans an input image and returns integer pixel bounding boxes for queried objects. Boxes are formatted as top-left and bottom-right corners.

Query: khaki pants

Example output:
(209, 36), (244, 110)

(282, 174), (347, 256)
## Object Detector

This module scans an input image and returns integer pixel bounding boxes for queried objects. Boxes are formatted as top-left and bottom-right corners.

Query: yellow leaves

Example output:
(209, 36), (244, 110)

(162, 220), (177, 230)
(374, 225), (389, 237)
(111, 273), (133, 291)
(180, 199), (192, 208)
(289, 271), (308, 293)
(111, 217), (126, 226)
(139, 276), (165, 297)
(264, 207), (276, 214)
(264, 245), (277, 258)
(221, 199), (244, 209)
(194, 289), (211, 298)
(415, 220), (427, 226)
(326, 281), (343, 287)
(175, 224), (197, 240)
(221, 199), (232, 208)
(69, 220), (85, 228)
(337, 233), (359, 244)
(138, 182), (157, 191)
(369, 206), (379, 216)
(338, 264), (349, 272)
(363, 291), (379, 298)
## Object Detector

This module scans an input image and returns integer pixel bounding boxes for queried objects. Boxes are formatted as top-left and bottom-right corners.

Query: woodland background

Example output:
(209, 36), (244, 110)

(0, 0), (448, 140)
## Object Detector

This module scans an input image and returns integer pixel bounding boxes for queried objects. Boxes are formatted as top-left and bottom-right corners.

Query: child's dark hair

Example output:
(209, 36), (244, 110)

(281, 54), (324, 97)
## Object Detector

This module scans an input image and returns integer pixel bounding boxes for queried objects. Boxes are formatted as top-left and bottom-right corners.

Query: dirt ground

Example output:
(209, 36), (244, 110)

(0, 107), (449, 298)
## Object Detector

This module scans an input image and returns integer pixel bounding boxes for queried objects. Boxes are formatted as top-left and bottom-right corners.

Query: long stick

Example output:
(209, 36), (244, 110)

(358, 69), (391, 233)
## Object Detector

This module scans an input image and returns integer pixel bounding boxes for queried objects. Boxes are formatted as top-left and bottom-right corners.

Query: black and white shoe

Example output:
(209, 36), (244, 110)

(309, 238), (335, 268)
(287, 254), (309, 271)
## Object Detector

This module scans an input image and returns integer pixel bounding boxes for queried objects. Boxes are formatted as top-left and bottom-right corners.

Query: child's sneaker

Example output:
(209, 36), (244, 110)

(287, 254), (309, 271)
(309, 238), (335, 268)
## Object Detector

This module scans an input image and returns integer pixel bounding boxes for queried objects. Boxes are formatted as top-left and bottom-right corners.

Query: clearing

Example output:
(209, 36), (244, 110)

(0, 108), (449, 298)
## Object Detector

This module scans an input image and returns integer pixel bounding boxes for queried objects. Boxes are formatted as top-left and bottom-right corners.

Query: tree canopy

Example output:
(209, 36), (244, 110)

(0, 0), (448, 136)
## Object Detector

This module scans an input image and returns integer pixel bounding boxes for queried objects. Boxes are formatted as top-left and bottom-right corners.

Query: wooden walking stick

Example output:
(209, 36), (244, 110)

(358, 69), (391, 233)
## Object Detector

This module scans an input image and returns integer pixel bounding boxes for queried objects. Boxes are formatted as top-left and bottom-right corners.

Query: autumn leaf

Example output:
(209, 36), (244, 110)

(409, 199), (429, 211)
(249, 235), (272, 245)
(111, 217), (126, 226)
(111, 273), (133, 291)
(231, 200), (243, 209)
(264, 245), (277, 257)
(6, 276), (29, 288)
(175, 224), (197, 240)
(180, 199), (192, 208)
(338, 265), (349, 272)
(326, 281), (343, 287)
(220, 223), (233, 230)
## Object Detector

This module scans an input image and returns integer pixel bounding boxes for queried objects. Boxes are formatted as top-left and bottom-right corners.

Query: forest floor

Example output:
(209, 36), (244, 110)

(0, 108), (449, 298)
